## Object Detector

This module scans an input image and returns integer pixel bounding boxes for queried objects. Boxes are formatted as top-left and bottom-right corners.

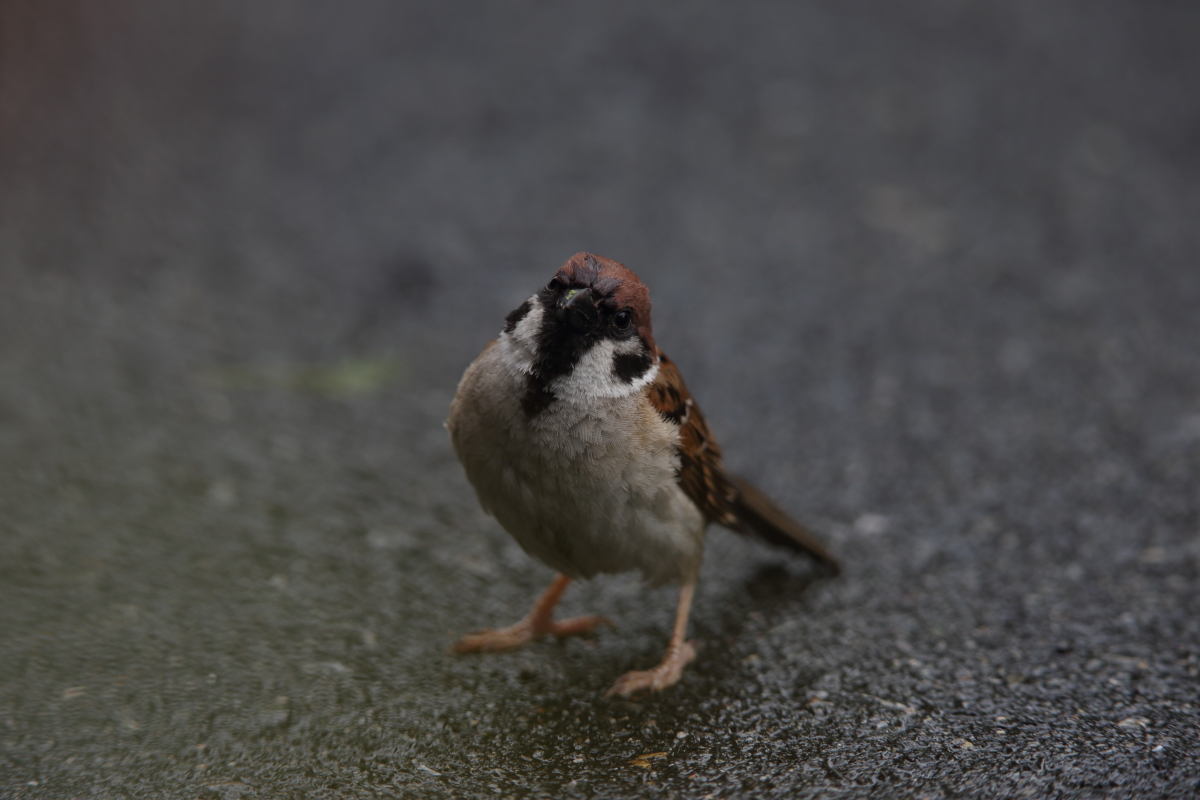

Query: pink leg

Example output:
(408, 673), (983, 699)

(453, 574), (613, 653)
(606, 580), (698, 697)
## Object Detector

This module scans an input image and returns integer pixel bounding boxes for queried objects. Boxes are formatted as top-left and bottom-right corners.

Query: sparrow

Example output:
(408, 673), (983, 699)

(446, 252), (838, 697)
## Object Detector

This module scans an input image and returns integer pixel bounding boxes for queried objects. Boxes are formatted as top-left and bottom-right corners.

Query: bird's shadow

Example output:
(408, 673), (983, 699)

(746, 561), (824, 603)
(467, 556), (835, 778)
(702, 560), (827, 643)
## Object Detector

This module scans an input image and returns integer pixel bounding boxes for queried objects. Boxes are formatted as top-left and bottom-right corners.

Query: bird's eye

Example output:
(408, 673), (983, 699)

(614, 309), (633, 330)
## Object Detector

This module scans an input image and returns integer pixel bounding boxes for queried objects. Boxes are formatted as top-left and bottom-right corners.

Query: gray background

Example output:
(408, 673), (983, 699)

(2, 1), (1199, 797)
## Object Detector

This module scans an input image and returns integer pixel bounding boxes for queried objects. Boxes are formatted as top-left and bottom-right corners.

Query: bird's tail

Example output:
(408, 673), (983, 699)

(726, 473), (840, 576)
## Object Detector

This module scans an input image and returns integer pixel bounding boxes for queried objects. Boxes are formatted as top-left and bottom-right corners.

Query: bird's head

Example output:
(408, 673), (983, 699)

(503, 252), (659, 406)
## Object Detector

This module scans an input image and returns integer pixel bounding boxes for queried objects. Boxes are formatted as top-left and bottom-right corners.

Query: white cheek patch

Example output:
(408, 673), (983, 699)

(497, 296), (543, 375)
(549, 338), (659, 401)
(509, 297), (544, 350)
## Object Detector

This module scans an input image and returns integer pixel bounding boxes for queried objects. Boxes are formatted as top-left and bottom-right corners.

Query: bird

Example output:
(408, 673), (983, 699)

(446, 252), (838, 697)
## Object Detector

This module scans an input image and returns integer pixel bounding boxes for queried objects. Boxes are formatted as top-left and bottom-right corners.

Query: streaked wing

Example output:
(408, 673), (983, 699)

(647, 351), (839, 574)
(647, 352), (738, 528)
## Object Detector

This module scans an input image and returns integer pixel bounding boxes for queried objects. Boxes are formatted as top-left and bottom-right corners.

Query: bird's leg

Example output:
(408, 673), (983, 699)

(606, 579), (697, 697)
(453, 574), (613, 653)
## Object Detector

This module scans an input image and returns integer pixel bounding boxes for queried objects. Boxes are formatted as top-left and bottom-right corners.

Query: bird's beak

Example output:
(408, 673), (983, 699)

(557, 287), (598, 334)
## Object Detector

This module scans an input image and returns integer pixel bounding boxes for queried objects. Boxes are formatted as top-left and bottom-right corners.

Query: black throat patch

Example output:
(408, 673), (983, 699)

(519, 294), (602, 418)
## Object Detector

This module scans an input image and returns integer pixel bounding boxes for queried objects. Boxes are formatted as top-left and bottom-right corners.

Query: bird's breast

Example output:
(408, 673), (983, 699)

(447, 338), (706, 584)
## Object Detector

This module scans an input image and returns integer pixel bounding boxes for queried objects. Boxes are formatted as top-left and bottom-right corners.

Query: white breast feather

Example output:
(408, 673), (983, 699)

(549, 338), (660, 402)
(447, 322), (706, 586)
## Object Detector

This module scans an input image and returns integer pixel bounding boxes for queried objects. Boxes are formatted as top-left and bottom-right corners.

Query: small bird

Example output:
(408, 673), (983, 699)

(446, 253), (838, 696)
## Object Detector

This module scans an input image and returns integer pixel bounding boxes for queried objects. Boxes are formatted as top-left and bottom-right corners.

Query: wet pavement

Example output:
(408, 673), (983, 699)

(2, 2), (1199, 797)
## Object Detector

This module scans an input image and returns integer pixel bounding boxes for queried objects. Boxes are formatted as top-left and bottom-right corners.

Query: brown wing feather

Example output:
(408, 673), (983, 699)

(647, 352), (839, 575)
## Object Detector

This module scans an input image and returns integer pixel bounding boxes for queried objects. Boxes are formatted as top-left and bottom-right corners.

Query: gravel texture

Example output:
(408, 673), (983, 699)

(2, 2), (1199, 797)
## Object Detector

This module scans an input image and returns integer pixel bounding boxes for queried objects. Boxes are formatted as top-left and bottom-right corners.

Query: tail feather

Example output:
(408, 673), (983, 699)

(726, 474), (840, 576)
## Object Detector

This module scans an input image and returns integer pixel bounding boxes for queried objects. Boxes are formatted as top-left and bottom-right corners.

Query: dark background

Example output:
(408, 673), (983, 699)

(2, 1), (1199, 797)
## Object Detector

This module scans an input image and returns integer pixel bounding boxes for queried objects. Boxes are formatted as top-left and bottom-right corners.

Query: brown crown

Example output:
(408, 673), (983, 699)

(553, 252), (656, 354)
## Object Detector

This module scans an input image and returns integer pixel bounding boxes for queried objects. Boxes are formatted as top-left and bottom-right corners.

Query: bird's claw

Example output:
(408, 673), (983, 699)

(453, 614), (613, 654)
(605, 640), (696, 697)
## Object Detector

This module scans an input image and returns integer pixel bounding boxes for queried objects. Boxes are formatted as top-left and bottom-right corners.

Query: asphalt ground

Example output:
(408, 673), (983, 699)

(2, 2), (1199, 798)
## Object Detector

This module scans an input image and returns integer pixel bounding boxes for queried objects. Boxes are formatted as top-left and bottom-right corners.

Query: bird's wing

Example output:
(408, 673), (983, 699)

(647, 351), (839, 574)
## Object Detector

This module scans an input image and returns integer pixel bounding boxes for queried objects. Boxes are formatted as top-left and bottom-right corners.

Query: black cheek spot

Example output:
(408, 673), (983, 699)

(612, 349), (655, 384)
(503, 300), (532, 333)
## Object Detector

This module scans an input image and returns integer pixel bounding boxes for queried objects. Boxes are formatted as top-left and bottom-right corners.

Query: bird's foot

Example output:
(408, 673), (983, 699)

(605, 640), (696, 697)
(544, 614), (614, 639)
(453, 614), (613, 653)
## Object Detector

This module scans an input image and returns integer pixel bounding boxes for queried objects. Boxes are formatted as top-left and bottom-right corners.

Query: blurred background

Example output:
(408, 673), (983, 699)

(2, 1), (1198, 797)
